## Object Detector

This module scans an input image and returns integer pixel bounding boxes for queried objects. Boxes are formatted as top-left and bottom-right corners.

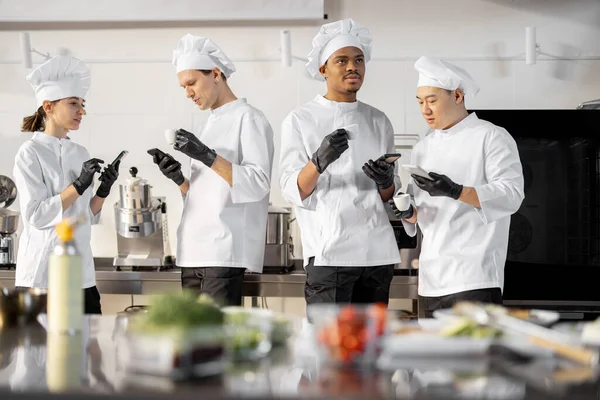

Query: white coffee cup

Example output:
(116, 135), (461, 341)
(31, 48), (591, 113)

(165, 129), (177, 145)
(393, 194), (411, 211)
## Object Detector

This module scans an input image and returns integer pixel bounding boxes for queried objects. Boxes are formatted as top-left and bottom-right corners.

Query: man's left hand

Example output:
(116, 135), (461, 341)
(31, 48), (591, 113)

(363, 159), (394, 190)
(412, 172), (463, 200)
(173, 129), (217, 168)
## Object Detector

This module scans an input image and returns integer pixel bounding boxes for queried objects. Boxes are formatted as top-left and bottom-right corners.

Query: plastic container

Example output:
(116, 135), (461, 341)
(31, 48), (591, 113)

(116, 324), (226, 380)
(308, 303), (390, 368)
(222, 307), (274, 361)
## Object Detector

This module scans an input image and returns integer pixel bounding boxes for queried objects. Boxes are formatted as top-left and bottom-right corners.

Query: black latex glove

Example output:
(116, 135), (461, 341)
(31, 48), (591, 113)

(362, 159), (395, 190)
(73, 158), (103, 195)
(311, 129), (349, 174)
(96, 162), (120, 198)
(173, 129), (217, 168)
(412, 172), (463, 200)
(388, 198), (414, 220)
(148, 149), (185, 186)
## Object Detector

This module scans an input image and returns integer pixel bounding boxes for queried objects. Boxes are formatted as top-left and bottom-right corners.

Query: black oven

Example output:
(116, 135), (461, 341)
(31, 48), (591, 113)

(470, 109), (600, 320)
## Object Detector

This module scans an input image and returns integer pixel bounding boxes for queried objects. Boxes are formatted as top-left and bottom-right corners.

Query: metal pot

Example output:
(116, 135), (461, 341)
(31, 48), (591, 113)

(0, 209), (19, 235)
(114, 203), (162, 238)
(118, 167), (152, 209)
(0, 287), (47, 328)
(113, 305), (148, 339)
(266, 206), (291, 245)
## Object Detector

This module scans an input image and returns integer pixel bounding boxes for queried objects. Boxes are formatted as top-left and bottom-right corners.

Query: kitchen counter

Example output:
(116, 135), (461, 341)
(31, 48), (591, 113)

(0, 259), (419, 301)
(0, 315), (598, 399)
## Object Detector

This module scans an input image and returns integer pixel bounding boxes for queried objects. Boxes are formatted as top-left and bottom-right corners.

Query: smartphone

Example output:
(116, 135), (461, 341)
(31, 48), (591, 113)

(112, 150), (129, 165)
(147, 148), (167, 163)
(377, 153), (402, 163)
(98, 150), (128, 180)
(402, 164), (434, 181)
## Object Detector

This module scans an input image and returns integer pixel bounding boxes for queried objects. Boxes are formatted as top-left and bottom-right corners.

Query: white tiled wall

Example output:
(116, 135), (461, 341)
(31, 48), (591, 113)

(1, 0), (599, 262)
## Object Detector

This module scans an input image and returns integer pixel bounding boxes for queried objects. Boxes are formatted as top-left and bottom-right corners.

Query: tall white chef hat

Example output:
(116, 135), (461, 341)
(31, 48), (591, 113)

(172, 34), (236, 78)
(306, 18), (372, 81)
(415, 56), (480, 97)
(26, 55), (91, 108)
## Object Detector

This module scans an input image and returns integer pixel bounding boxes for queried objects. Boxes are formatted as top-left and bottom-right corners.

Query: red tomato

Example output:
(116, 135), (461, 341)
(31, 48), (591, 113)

(327, 327), (341, 347)
(338, 305), (358, 322)
(342, 335), (359, 351)
(338, 321), (352, 337)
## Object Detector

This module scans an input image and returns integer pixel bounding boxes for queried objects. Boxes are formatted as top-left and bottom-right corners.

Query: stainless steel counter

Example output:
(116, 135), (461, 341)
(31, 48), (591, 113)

(0, 267), (418, 300)
(0, 315), (596, 399)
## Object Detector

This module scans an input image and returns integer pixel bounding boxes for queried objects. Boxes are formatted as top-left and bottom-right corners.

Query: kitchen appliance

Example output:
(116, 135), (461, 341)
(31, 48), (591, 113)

(0, 176), (19, 269)
(113, 167), (173, 270)
(0, 175), (17, 209)
(264, 205), (294, 272)
(0, 209), (19, 269)
(470, 109), (600, 320)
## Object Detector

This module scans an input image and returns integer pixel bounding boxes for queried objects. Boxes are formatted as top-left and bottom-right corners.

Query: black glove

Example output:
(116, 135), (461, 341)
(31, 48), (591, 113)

(173, 129), (217, 168)
(388, 198), (414, 220)
(362, 159), (395, 190)
(412, 172), (463, 200)
(148, 149), (185, 186)
(73, 158), (103, 195)
(96, 162), (120, 198)
(311, 129), (349, 173)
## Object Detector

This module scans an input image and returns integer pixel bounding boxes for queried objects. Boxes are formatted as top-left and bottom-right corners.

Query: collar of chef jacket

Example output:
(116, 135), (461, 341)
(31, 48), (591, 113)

(32, 131), (71, 153)
(313, 94), (359, 112)
(433, 112), (478, 137)
(209, 98), (247, 118)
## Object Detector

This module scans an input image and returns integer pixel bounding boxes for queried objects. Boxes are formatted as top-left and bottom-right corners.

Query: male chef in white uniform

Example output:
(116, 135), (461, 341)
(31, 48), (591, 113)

(149, 34), (274, 306)
(392, 56), (524, 317)
(279, 19), (401, 307)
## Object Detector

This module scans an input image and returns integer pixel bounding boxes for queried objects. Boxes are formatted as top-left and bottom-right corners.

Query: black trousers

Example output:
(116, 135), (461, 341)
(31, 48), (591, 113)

(16, 285), (102, 315)
(304, 257), (395, 306)
(181, 267), (245, 306)
(419, 287), (503, 318)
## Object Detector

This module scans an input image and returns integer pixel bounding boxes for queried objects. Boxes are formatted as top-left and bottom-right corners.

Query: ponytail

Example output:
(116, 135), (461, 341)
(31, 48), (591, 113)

(21, 106), (46, 133)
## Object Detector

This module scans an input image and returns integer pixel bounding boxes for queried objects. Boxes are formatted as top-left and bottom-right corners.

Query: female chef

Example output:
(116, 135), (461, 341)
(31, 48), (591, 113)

(13, 55), (120, 314)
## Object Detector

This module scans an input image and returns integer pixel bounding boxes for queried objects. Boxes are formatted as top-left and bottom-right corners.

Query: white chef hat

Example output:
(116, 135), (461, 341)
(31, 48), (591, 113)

(306, 18), (372, 81)
(415, 56), (480, 97)
(172, 34), (236, 78)
(26, 55), (91, 108)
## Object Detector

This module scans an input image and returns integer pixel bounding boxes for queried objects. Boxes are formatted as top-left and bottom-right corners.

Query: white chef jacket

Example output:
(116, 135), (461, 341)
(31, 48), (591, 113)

(13, 132), (100, 289)
(279, 95), (401, 267)
(403, 113), (524, 297)
(176, 98), (274, 273)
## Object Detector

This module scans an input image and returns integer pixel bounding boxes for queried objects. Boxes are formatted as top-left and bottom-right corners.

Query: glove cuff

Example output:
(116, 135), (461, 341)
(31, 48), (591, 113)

(377, 175), (395, 190)
(310, 153), (324, 174)
(451, 184), (464, 200)
(173, 173), (185, 186)
(96, 184), (110, 199)
(402, 205), (415, 220)
(72, 179), (86, 196)
(201, 149), (217, 168)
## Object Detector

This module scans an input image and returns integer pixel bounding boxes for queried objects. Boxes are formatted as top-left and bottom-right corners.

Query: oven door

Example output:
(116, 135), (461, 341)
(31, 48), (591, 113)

(471, 109), (600, 320)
